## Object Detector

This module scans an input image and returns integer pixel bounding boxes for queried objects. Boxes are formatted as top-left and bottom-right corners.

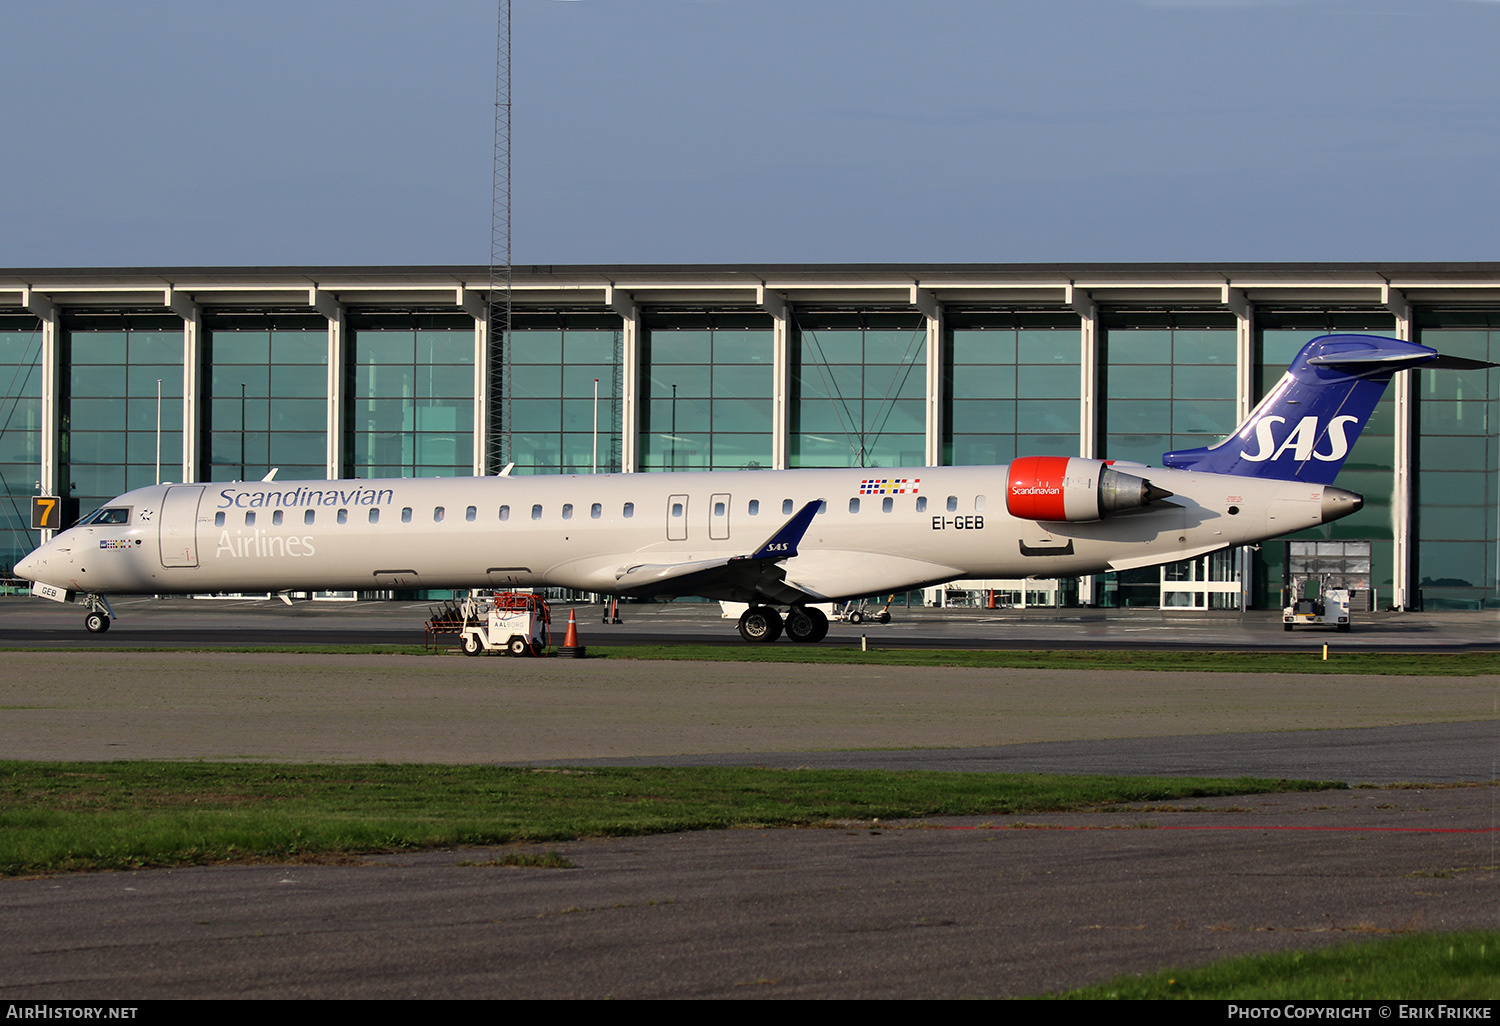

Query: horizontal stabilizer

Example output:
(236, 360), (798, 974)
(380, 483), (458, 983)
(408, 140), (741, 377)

(1161, 334), (1465, 485)
(1426, 354), (1499, 371)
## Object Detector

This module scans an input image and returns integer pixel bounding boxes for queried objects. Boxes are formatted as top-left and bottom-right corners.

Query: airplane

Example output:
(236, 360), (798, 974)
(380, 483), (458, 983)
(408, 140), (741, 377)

(14, 334), (1486, 642)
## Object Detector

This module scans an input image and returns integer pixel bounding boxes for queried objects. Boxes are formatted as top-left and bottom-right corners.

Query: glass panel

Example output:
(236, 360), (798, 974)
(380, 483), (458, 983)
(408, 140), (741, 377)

(642, 322), (772, 471)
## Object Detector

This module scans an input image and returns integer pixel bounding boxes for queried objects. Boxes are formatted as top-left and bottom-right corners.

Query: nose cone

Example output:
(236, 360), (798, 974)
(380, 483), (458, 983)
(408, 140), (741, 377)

(14, 547), (42, 582)
(1321, 486), (1364, 523)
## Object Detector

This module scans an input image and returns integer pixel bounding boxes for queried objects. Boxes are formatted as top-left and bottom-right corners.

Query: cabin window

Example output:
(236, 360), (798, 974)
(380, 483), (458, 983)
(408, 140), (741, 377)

(368, 509), (380, 524)
(562, 503), (573, 520)
(591, 502), (602, 519)
(848, 498), (860, 514)
(433, 506), (445, 522)
(466, 505), (477, 522)
(401, 507), (412, 523)
(671, 502), (684, 518)
(272, 510), (284, 526)
(245, 511), (256, 526)
(306, 509), (317, 526)
(882, 497), (893, 513)
(499, 505), (510, 521)
(714, 500), (726, 517)
(974, 495), (986, 511)
(783, 499), (793, 515)
(531, 504), (542, 520)
(916, 496), (927, 513)
(336, 509), (348, 524)
(946, 495), (958, 512)
(214, 511), (225, 527)
(623, 502), (634, 518)
(748, 499), (759, 515)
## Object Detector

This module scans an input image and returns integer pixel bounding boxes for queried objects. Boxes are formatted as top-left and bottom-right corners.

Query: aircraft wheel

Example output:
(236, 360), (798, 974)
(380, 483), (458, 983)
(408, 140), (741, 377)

(85, 612), (110, 634)
(462, 634), (483, 656)
(847, 610), (864, 625)
(785, 607), (829, 643)
(738, 606), (783, 643)
(507, 636), (531, 656)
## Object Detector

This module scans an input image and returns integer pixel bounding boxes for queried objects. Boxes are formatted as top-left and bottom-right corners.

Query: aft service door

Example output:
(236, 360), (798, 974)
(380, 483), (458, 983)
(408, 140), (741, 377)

(159, 485), (205, 568)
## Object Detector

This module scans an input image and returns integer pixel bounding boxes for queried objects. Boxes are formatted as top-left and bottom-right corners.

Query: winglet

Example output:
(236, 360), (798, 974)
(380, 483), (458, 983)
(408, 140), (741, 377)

(745, 500), (822, 561)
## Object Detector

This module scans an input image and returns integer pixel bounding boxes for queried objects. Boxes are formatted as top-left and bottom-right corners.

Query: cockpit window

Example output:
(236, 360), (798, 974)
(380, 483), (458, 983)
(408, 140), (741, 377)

(77, 507), (130, 526)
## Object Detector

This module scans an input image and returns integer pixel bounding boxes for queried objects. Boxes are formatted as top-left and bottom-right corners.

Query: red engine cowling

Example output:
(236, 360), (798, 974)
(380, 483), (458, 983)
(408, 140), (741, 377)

(1007, 456), (1172, 522)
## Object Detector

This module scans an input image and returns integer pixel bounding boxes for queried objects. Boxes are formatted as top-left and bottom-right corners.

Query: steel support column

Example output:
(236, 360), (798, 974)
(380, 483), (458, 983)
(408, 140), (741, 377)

(761, 287), (790, 470)
(1387, 286), (1414, 611)
(607, 287), (639, 473)
(1226, 285), (1254, 610)
(460, 287), (488, 475)
(169, 289), (201, 485)
(313, 289), (345, 480)
(1069, 286), (1098, 459)
(1069, 286), (1098, 603)
(913, 286), (942, 467)
(24, 290), (60, 543)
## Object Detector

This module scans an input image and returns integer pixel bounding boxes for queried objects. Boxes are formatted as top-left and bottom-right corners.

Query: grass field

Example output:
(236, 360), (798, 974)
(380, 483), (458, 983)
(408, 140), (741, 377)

(0, 761), (1340, 876)
(1049, 931), (1500, 1000)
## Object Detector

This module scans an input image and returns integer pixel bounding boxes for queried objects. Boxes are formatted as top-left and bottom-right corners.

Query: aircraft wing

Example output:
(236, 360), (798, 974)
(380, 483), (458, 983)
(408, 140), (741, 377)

(612, 500), (824, 604)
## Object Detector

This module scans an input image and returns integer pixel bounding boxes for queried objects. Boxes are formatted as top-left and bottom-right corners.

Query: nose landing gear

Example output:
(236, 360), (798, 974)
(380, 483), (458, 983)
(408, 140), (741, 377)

(82, 593), (115, 633)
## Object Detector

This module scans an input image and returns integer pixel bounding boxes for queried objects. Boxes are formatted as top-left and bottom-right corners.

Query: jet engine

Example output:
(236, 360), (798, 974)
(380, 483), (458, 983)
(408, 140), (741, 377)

(1006, 456), (1173, 522)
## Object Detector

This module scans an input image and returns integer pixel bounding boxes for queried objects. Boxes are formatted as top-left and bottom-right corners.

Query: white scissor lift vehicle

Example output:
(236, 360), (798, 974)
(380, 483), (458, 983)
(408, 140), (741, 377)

(456, 591), (553, 656)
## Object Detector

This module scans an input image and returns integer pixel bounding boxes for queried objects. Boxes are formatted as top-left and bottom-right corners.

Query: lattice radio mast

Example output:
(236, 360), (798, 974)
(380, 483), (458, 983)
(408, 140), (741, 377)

(486, 0), (512, 474)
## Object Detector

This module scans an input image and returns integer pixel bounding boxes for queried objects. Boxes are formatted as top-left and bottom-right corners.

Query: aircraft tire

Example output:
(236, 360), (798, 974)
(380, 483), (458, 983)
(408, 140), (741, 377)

(85, 612), (110, 634)
(462, 634), (483, 656)
(738, 606), (783, 643)
(847, 610), (864, 625)
(785, 607), (829, 644)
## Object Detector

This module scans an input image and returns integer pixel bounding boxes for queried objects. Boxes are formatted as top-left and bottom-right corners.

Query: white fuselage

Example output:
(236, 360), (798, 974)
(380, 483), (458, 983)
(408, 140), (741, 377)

(17, 464), (1337, 603)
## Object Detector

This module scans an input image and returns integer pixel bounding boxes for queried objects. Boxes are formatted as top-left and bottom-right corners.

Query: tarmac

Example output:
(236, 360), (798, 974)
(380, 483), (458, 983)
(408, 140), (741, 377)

(0, 595), (1496, 998)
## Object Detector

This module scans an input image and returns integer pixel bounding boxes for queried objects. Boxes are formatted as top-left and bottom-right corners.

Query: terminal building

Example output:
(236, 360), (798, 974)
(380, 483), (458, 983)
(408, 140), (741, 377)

(2, 262), (1496, 611)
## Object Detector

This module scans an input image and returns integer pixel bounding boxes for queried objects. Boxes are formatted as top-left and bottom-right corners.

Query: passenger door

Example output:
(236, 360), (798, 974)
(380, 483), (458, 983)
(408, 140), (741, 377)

(666, 494), (688, 542)
(710, 492), (730, 541)
(159, 485), (205, 568)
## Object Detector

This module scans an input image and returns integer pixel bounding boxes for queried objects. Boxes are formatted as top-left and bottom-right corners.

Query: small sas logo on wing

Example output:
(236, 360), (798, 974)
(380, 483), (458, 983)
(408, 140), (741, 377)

(859, 478), (920, 495)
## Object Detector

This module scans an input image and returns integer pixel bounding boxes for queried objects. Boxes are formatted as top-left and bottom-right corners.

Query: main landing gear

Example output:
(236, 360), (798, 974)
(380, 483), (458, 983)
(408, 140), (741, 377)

(736, 605), (829, 644)
(82, 593), (115, 633)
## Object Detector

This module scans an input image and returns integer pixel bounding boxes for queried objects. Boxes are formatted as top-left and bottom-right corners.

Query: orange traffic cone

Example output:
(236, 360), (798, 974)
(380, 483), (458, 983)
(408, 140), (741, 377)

(559, 607), (586, 658)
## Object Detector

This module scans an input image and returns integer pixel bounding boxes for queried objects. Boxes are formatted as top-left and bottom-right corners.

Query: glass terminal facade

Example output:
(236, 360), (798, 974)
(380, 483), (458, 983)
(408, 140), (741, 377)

(2, 263), (1498, 610)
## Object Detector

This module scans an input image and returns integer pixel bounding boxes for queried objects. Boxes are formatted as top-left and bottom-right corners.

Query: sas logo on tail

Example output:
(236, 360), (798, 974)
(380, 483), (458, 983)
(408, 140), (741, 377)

(1241, 415), (1360, 463)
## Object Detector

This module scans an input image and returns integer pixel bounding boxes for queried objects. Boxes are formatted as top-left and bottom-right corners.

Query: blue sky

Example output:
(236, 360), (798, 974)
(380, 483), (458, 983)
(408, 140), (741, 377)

(3, 0), (1497, 267)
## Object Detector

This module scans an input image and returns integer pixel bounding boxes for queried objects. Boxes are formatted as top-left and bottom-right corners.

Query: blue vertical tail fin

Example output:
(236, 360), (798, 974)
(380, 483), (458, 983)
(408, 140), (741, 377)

(1161, 334), (1442, 485)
